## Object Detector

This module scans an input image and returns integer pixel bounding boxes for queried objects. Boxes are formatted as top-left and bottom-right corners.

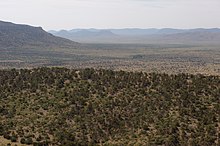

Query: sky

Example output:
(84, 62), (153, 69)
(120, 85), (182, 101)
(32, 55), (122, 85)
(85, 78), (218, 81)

(0, 0), (220, 30)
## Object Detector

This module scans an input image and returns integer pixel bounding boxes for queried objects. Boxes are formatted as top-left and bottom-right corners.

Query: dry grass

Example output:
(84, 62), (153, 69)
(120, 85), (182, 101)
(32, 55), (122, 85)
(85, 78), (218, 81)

(0, 136), (26, 146)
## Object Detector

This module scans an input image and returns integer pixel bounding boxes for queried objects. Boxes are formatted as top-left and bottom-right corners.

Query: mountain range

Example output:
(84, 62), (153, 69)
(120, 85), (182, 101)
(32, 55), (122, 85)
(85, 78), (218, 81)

(0, 20), (78, 48)
(49, 28), (220, 44)
(1, 20), (220, 48)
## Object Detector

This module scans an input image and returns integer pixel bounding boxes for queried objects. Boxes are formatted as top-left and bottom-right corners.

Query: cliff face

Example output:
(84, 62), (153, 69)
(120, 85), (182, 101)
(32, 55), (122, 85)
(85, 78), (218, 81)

(0, 21), (78, 48)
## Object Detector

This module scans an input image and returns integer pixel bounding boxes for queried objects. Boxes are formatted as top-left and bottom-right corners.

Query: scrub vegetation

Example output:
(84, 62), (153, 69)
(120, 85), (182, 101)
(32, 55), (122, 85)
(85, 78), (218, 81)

(0, 68), (219, 145)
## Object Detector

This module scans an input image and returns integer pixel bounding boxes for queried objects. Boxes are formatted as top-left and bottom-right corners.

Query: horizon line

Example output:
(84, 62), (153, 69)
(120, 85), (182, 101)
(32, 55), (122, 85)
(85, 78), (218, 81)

(1, 19), (220, 31)
(48, 27), (220, 31)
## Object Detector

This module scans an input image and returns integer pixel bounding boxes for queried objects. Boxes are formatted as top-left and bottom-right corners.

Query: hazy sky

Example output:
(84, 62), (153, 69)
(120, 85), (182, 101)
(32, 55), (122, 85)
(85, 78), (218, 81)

(0, 0), (220, 30)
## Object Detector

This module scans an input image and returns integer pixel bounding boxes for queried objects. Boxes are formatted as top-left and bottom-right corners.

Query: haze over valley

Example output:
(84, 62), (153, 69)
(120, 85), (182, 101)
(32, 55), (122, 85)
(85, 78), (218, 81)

(0, 20), (219, 75)
(50, 28), (220, 45)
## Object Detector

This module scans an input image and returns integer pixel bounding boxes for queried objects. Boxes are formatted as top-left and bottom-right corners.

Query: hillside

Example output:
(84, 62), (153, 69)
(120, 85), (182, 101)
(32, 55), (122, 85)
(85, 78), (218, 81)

(0, 21), (78, 48)
(0, 68), (219, 145)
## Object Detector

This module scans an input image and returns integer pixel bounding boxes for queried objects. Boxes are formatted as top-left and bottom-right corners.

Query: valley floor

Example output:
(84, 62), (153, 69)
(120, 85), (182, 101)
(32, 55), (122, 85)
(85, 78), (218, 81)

(0, 44), (219, 75)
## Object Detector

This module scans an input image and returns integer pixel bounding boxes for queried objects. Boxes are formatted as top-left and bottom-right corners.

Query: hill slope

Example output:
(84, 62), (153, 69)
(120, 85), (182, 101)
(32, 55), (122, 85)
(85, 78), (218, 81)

(0, 21), (78, 48)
